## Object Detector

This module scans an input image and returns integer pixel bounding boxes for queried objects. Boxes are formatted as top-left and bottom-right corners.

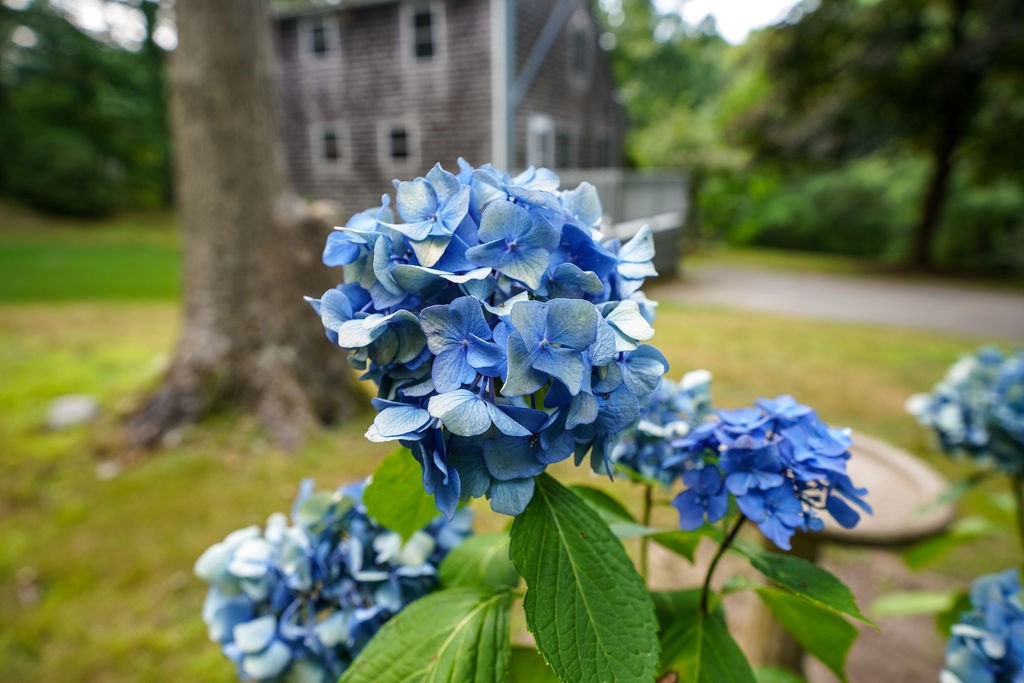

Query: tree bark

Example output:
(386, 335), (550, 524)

(127, 0), (364, 451)
(909, 0), (979, 271)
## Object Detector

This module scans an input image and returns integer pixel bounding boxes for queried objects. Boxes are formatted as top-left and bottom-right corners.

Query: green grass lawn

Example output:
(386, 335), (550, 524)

(0, 203), (179, 302)
(0, 209), (1018, 681)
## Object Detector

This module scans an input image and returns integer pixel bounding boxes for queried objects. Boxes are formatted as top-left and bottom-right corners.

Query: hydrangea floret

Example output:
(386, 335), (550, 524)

(194, 480), (470, 682)
(307, 161), (667, 518)
(942, 568), (1024, 683)
(908, 347), (1024, 476)
(668, 395), (871, 550)
(610, 368), (714, 485)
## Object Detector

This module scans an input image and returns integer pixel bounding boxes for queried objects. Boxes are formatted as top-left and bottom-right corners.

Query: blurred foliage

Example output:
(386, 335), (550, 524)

(599, 0), (1024, 275)
(0, 0), (169, 216)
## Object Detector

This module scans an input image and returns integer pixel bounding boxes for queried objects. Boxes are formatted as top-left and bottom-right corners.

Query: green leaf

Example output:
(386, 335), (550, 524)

(439, 533), (520, 591)
(568, 484), (637, 523)
(508, 647), (559, 683)
(339, 587), (512, 683)
(510, 474), (660, 682)
(651, 530), (703, 562)
(653, 589), (756, 683)
(870, 590), (961, 618)
(903, 517), (1002, 569)
(936, 591), (971, 636)
(928, 471), (991, 509)
(756, 587), (857, 683)
(363, 448), (439, 541)
(741, 547), (874, 625)
(754, 666), (807, 683)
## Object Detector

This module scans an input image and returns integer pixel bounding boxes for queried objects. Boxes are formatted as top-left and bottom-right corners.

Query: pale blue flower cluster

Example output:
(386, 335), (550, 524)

(195, 480), (470, 682)
(909, 347), (1024, 477)
(308, 161), (667, 517)
(669, 396), (870, 550)
(610, 369), (714, 485)
(942, 568), (1024, 683)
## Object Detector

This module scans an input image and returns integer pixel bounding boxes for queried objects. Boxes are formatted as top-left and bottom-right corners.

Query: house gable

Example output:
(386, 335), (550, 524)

(273, 0), (622, 209)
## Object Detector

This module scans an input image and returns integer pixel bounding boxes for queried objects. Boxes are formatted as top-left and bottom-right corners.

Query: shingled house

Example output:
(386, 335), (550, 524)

(272, 0), (624, 209)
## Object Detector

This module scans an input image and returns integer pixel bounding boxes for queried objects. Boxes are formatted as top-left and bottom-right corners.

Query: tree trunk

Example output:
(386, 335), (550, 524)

(909, 0), (979, 271)
(127, 0), (364, 451)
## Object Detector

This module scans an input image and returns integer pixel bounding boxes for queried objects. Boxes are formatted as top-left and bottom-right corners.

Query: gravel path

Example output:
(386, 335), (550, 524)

(654, 264), (1024, 341)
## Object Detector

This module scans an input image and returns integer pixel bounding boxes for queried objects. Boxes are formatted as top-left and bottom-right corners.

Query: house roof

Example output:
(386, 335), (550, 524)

(272, 0), (396, 18)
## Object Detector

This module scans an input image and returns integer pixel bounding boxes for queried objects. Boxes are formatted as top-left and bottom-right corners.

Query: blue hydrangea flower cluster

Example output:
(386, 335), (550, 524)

(307, 161), (667, 517)
(909, 347), (1024, 477)
(667, 396), (871, 550)
(610, 369), (714, 485)
(195, 480), (471, 682)
(942, 568), (1024, 683)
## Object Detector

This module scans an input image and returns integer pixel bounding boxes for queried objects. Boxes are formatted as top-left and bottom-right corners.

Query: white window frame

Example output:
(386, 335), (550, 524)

(378, 120), (420, 172)
(526, 113), (555, 169)
(400, 0), (447, 68)
(298, 13), (340, 62)
(311, 121), (351, 172)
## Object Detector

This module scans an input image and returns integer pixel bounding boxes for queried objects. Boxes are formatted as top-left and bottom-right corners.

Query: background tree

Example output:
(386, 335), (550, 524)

(0, 0), (171, 215)
(127, 0), (364, 450)
(736, 0), (1024, 270)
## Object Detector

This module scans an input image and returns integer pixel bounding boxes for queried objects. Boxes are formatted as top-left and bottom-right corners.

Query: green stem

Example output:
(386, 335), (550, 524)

(701, 516), (745, 614)
(640, 483), (653, 582)
(1013, 475), (1024, 555)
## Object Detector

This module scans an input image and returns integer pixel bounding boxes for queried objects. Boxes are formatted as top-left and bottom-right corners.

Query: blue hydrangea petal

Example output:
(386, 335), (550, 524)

(825, 494), (861, 529)
(242, 640), (291, 679)
(487, 403), (532, 437)
(488, 477), (535, 515)
(202, 590), (254, 644)
(483, 438), (545, 480)
(234, 616), (277, 654)
(533, 346), (586, 396)
(545, 299), (600, 350)
(466, 336), (505, 374)
(323, 229), (368, 266)
(561, 181), (602, 228)
(428, 390), (492, 436)
(410, 235), (452, 268)
(365, 405), (432, 442)
(431, 347), (476, 393)
(466, 238), (550, 290)
(604, 300), (656, 352)
(618, 224), (656, 264)
(672, 490), (708, 531)
(395, 178), (438, 224)
(546, 263), (604, 298)
(501, 332), (547, 397)
(392, 265), (492, 291)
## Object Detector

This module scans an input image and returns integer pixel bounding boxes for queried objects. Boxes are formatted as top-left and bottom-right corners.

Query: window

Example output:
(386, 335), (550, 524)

(567, 11), (592, 85)
(401, 2), (445, 66)
(312, 123), (349, 170)
(378, 121), (419, 169)
(595, 136), (611, 167)
(301, 14), (338, 59)
(412, 8), (434, 59)
(527, 114), (555, 169)
(310, 17), (328, 55)
(389, 127), (410, 162)
(322, 129), (340, 162)
(570, 27), (588, 75)
(555, 130), (573, 168)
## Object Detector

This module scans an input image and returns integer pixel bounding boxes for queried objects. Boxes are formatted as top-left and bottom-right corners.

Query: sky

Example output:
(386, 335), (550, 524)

(5, 0), (803, 50)
(655, 0), (804, 44)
